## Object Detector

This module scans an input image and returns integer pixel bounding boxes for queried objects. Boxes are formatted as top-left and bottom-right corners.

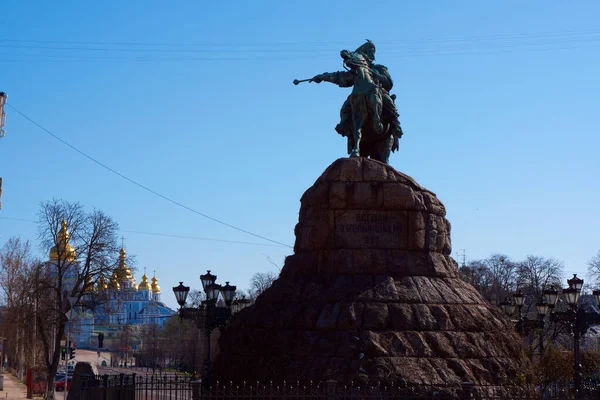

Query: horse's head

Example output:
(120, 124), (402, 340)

(340, 49), (370, 71)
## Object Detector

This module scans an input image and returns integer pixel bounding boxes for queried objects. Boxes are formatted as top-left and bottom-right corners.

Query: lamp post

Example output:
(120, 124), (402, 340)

(500, 289), (554, 350)
(549, 274), (599, 399)
(172, 271), (251, 389)
(505, 275), (600, 400)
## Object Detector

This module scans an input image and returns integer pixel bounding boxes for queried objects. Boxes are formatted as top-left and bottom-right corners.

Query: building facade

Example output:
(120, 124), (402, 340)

(48, 221), (174, 349)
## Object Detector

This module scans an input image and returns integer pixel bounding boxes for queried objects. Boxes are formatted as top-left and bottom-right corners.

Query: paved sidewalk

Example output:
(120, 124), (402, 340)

(1, 373), (29, 399)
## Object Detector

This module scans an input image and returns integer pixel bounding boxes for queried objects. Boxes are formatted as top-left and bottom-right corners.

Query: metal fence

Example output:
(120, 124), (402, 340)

(79, 373), (600, 400)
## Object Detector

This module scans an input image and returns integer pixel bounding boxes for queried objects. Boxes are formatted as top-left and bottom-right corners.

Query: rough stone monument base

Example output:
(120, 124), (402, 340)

(214, 158), (528, 393)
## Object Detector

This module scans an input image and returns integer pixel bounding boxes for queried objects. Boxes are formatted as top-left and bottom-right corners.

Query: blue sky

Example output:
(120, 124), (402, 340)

(1, 1), (599, 309)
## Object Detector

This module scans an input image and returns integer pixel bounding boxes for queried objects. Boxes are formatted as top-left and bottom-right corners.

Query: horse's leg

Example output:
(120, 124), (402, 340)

(350, 112), (362, 158)
(370, 91), (384, 134)
(372, 135), (392, 163)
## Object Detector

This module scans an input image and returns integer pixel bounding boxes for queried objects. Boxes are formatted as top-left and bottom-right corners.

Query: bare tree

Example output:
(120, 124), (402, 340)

(248, 271), (278, 300)
(34, 199), (119, 399)
(187, 289), (206, 308)
(587, 250), (600, 286)
(485, 253), (518, 304)
(517, 255), (563, 298)
(0, 237), (42, 379)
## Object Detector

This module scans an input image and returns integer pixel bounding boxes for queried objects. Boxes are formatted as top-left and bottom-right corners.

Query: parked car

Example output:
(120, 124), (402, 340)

(55, 376), (72, 391)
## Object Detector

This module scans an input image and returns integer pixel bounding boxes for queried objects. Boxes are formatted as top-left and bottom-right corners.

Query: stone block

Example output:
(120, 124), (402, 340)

(363, 303), (389, 329)
(390, 357), (424, 384)
(422, 191), (446, 216)
(410, 276), (444, 303)
(373, 276), (399, 300)
(304, 281), (327, 302)
(423, 331), (457, 358)
(363, 159), (390, 181)
(404, 331), (433, 357)
(322, 158), (345, 181)
(407, 212), (426, 250)
(406, 252), (433, 276)
(339, 157), (363, 181)
(333, 249), (353, 274)
(448, 305), (480, 331)
(383, 183), (416, 209)
(299, 209), (335, 250)
(300, 182), (328, 207)
(346, 182), (384, 209)
(388, 303), (416, 330)
(415, 358), (445, 385)
(411, 304), (438, 330)
(316, 303), (341, 329)
(387, 249), (408, 276)
(337, 302), (364, 329)
(352, 275), (374, 300)
(446, 359), (477, 383)
(428, 358), (462, 384)
(429, 304), (455, 330)
(427, 253), (451, 278)
(389, 332), (416, 356)
(327, 275), (352, 302)
(363, 331), (390, 357)
(395, 277), (423, 303)
(428, 279), (462, 303)
(329, 181), (349, 209)
(352, 249), (388, 275)
(315, 250), (335, 277)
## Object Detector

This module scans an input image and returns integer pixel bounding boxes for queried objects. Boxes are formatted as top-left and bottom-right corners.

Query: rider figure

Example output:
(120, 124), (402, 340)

(311, 40), (404, 143)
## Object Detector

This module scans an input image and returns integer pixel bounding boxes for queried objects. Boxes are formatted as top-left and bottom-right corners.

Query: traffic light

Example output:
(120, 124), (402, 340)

(69, 346), (76, 360)
(61, 348), (66, 361)
(98, 333), (104, 348)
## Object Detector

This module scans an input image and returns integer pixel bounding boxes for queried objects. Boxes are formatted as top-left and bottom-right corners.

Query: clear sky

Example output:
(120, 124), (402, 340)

(1, 1), (599, 310)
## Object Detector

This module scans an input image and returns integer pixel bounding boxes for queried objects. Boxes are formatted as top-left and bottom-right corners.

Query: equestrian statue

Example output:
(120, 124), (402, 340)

(294, 40), (404, 164)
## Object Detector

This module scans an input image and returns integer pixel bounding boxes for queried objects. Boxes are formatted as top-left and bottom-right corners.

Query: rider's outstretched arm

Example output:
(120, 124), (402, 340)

(312, 71), (354, 87)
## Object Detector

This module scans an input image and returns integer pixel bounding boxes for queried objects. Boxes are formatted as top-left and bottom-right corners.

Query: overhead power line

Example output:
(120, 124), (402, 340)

(0, 216), (288, 248)
(5, 104), (292, 248)
(2, 28), (600, 63)
(2, 28), (600, 47)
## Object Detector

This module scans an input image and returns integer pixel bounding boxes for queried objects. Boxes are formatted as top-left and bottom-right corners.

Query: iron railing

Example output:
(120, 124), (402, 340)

(79, 373), (600, 400)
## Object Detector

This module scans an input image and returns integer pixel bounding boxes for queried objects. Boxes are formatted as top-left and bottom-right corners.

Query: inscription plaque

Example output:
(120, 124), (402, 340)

(334, 210), (406, 249)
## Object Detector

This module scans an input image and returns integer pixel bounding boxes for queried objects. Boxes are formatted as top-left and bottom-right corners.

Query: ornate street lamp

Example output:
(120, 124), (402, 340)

(536, 299), (549, 319)
(550, 274), (600, 399)
(593, 289), (600, 307)
(232, 296), (251, 314)
(173, 282), (190, 308)
(568, 274), (584, 291)
(499, 298), (515, 317)
(543, 286), (560, 309)
(220, 282), (236, 307)
(200, 270), (217, 291)
(173, 270), (250, 390)
(513, 290), (526, 322)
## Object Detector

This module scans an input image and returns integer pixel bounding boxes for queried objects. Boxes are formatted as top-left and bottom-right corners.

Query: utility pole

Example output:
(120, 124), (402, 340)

(0, 92), (7, 212)
(459, 249), (467, 268)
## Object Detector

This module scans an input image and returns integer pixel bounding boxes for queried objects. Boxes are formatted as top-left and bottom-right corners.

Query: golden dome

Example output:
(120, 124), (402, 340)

(96, 276), (108, 291)
(114, 247), (133, 281)
(49, 220), (76, 262)
(151, 275), (161, 294)
(108, 272), (120, 290)
(138, 274), (150, 291)
(84, 276), (95, 293)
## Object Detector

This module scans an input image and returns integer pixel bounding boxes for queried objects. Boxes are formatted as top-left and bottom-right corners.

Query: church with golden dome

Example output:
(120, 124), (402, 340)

(48, 221), (174, 349)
